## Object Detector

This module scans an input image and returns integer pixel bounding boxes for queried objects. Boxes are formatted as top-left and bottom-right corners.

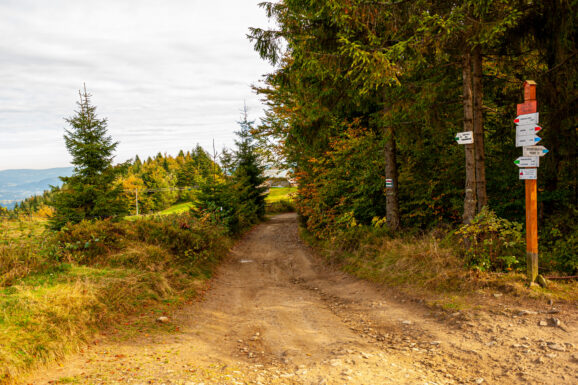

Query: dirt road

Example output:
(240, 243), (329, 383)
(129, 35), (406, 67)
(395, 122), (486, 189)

(27, 213), (577, 384)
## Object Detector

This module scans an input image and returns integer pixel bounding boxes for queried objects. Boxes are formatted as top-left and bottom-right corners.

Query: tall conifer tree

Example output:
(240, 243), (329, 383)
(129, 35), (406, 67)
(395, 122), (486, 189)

(50, 86), (127, 229)
(233, 108), (267, 220)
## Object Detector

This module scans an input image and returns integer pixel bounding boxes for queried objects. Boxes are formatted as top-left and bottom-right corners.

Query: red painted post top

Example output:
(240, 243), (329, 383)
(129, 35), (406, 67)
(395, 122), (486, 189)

(524, 80), (537, 101)
(517, 100), (537, 115)
(518, 80), (538, 115)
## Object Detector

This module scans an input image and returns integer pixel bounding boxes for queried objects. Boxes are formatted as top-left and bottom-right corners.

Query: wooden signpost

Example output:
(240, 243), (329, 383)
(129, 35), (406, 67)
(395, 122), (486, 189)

(516, 80), (542, 283)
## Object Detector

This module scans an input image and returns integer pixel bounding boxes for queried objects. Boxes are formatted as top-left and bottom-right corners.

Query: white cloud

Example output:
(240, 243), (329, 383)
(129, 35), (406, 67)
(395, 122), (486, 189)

(0, 0), (274, 170)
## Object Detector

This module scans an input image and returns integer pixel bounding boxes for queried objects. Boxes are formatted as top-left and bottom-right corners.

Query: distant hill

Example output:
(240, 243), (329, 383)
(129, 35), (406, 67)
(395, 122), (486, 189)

(0, 167), (73, 208)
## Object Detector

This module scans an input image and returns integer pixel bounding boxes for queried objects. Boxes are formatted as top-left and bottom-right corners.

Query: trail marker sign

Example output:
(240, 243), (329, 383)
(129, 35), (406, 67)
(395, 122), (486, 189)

(516, 133), (542, 147)
(514, 112), (539, 126)
(523, 146), (549, 157)
(514, 157), (539, 168)
(516, 125), (542, 136)
(519, 168), (538, 180)
(455, 131), (473, 144)
(385, 179), (394, 188)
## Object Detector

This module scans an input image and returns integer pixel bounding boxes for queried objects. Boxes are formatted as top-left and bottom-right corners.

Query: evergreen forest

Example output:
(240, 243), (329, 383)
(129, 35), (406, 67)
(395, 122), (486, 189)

(249, 0), (577, 274)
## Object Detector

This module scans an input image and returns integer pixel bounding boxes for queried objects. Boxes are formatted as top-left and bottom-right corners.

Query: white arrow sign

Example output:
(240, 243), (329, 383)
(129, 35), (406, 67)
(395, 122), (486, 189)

(519, 168), (538, 180)
(514, 157), (539, 168)
(514, 112), (539, 125)
(516, 134), (541, 147)
(455, 131), (474, 144)
(523, 145), (549, 157)
(516, 124), (542, 137)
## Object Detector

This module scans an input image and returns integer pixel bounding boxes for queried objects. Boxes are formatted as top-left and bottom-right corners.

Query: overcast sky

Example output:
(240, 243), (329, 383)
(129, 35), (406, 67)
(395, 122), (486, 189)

(0, 0), (275, 171)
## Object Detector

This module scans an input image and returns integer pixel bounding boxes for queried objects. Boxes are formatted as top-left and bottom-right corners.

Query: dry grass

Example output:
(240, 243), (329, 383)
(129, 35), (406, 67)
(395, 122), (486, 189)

(337, 235), (469, 292)
(1, 268), (102, 383)
(0, 214), (231, 384)
(0, 217), (48, 241)
(0, 218), (53, 287)
(0, 263), (205, 384)
(304, 227), (578, 311)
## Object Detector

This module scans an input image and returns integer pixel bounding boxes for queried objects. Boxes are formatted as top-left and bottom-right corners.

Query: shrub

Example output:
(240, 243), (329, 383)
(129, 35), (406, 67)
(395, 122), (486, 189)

(55, 219), (127, 265)
(454, 207), (524, 272)
(545, 235), (578, 274)
(266, 199), (296, 214)
(541, 205), (578, 274)
(131, 212), (230, 266)
(194, 181), (244, 234)
(52, 212), (230, 270)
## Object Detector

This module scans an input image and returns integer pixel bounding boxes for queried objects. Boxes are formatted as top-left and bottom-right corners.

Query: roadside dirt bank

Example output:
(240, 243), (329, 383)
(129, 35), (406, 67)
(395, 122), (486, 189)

(25, 213), (577, 384)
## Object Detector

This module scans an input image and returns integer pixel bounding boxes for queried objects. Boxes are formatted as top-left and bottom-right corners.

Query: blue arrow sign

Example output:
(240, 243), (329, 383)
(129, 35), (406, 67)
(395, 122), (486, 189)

(523, 146), (549, 157)
(516, 134), (541, 147)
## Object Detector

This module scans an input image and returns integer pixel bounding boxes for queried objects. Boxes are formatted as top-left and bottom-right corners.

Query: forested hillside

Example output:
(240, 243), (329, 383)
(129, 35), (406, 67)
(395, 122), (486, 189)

(6, 147), (220, 217)
(118, 146), (219, 215)
(250, 0), (577, 274)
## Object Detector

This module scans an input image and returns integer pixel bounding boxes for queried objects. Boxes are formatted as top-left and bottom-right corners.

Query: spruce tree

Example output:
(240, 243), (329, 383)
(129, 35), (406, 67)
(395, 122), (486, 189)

(195, 109), (267, 234)
(50, 86), (128, 230)
(219, 148), (234, 177)
(233, 108), (267, 221)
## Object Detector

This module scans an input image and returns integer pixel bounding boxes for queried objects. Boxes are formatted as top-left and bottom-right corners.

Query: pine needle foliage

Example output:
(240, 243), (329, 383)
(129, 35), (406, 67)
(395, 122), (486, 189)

(233, 109), (267, 221)
(195, 108), (267, 234)
(50, 86), (128, 230)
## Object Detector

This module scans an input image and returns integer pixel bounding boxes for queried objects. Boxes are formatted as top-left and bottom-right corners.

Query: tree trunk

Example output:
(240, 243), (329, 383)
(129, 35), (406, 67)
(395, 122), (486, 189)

(472, 46), (487, 211)
(384, 125), (401, 231)
(463, 52), (477, 224)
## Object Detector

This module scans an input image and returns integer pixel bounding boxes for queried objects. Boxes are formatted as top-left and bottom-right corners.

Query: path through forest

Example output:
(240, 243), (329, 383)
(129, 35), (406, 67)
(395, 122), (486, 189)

(27, 214), (577, 384)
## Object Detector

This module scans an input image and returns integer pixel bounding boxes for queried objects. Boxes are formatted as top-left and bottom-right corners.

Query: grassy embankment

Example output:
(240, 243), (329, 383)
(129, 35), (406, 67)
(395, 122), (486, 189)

(0, 213), (230, 384)
(301, 226), (578, 310)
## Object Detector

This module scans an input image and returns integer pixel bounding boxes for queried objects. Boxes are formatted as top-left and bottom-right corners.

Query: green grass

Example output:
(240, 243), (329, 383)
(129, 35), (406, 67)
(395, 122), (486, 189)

(158, 202), (196, 215)
(125, 201), (196, 221)
(266, 187), (297, 203)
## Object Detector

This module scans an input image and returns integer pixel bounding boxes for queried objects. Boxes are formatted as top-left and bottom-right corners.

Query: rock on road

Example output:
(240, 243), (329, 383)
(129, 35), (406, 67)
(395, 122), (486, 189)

(27, 213), (577, 384)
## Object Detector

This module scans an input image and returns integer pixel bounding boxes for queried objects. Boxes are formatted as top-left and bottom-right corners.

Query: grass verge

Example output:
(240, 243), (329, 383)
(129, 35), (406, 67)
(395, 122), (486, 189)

(0, 213), (231, 384)
(301, 226), (578, 311)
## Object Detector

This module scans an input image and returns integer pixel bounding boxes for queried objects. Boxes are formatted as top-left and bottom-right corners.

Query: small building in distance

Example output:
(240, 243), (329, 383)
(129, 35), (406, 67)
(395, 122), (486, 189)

(263, 169), (296, 188)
